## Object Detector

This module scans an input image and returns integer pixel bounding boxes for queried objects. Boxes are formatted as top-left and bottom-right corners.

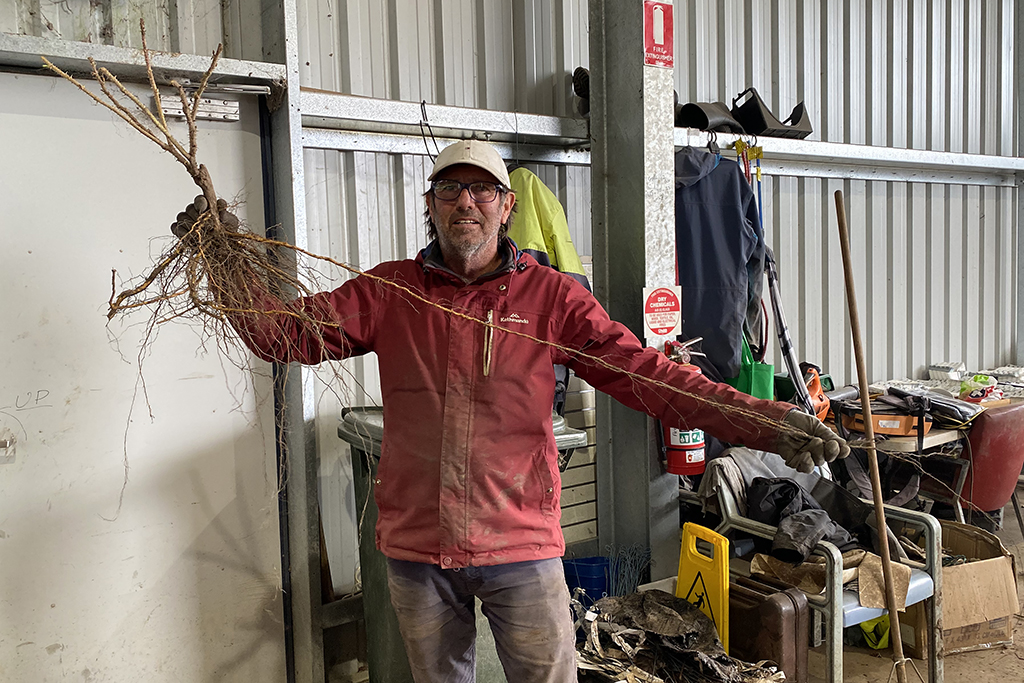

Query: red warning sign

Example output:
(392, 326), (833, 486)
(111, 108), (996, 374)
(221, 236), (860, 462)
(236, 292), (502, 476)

(643, 1), (674, 68)
(643, 286), (682, 337)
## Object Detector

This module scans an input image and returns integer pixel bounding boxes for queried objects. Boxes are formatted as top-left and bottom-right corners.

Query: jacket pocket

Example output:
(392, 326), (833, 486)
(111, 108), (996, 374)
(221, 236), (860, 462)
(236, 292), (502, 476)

(530, 449), (558, 514)
(483, 309), (495, 376)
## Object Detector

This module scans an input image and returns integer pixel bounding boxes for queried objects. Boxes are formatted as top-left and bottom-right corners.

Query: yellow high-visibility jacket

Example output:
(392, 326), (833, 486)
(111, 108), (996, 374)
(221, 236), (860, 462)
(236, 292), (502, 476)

(508, 167), (590, 291)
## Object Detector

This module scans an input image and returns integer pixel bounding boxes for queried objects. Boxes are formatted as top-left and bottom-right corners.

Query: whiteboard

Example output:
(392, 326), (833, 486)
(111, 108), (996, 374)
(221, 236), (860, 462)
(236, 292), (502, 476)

(0, 72), (285, 681)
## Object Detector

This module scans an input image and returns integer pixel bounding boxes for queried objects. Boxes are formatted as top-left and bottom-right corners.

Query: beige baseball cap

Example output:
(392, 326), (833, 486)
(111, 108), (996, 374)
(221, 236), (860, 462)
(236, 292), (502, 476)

(428, 139), (511, 187)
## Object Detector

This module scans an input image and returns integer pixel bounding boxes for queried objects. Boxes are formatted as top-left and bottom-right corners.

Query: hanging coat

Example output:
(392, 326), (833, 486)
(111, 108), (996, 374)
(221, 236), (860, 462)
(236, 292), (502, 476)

(508, 167), (591, 291)
(674, 147), (764, 378)
(508, 167), (592, 413)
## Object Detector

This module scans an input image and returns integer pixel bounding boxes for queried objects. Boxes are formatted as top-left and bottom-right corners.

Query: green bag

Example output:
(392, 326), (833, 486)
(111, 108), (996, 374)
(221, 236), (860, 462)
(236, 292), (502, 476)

(859, 614), (890, 650)
(724, 338), (775, 400)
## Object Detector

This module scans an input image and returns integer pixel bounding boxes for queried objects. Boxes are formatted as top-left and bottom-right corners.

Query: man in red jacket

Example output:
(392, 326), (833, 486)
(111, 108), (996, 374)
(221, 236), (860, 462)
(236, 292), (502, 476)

(175, 139), (847, 683)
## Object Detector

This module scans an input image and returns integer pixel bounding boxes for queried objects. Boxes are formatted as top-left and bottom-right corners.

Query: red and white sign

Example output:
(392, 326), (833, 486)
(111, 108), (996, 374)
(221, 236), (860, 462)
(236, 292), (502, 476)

(643, 286), (682, 338)
(643, 1), (674, 68)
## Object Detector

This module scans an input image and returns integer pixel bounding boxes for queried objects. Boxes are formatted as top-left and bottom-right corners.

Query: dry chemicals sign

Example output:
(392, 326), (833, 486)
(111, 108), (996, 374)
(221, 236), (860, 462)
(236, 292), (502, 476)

(643, 286), (682, 338)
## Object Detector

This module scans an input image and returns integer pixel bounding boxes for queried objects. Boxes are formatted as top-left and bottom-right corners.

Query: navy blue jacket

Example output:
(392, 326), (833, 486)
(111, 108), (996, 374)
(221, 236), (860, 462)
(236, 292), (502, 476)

(674, 147), (765, 379)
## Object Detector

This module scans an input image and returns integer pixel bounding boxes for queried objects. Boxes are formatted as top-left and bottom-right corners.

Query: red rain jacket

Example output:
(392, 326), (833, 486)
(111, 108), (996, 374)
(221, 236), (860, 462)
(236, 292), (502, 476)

(232, 241), (791, 568)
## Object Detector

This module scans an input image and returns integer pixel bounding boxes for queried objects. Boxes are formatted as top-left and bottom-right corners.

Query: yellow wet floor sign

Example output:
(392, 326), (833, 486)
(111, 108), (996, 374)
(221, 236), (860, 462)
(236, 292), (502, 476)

(676, 522), (729, 652)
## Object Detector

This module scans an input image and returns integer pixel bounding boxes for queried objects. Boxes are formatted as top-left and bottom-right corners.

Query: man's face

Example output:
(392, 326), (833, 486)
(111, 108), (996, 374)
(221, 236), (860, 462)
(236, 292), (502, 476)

(426, 164), (515, 263)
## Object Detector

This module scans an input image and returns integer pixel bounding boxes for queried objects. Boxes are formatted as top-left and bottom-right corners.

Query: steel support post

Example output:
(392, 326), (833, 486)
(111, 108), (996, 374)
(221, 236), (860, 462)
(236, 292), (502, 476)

(590, 0), (680, 580)
(261, 1), (320, 682)
(1016, 3), (1024, 366)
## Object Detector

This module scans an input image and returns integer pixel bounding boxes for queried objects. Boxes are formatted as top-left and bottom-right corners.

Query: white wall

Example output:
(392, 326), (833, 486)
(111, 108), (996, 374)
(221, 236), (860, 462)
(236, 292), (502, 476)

(0, 72), (285, 681)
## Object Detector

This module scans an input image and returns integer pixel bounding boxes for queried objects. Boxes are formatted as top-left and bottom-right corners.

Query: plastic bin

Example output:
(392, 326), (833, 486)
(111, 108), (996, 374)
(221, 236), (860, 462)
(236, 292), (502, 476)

(563, 556), (610, 606)
(960, 402), (1024, 512)
(338, 408), (414, 683)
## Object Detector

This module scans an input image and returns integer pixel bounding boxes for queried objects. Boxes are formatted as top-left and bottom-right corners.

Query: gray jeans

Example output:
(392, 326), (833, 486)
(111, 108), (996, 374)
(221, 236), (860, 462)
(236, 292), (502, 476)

(385, 557), (577, 683)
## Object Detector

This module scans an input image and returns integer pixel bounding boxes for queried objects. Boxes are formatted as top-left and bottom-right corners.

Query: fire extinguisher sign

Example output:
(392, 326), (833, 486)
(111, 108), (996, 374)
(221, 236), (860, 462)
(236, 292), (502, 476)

(643, 286), (682, 338)
(643, 1), (674, 68)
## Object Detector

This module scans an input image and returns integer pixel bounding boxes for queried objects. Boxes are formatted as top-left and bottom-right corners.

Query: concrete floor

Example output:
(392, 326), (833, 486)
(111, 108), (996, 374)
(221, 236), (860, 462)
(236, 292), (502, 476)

(428, 493), (1024, 683)
(807, 494), (1024, 682)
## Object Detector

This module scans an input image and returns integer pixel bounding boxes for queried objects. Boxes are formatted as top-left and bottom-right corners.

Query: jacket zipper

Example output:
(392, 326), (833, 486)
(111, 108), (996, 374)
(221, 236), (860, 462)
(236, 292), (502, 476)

(483, 310), (494, 376)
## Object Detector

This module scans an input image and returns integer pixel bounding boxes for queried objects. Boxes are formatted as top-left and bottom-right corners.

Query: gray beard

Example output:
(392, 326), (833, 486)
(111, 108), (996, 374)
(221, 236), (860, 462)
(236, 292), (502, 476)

(437, 231), (492, 263)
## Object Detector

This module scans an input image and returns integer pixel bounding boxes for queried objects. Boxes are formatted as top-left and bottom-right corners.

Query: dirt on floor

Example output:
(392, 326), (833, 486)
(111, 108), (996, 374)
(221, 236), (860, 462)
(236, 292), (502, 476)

(807, 498), (1024, 682)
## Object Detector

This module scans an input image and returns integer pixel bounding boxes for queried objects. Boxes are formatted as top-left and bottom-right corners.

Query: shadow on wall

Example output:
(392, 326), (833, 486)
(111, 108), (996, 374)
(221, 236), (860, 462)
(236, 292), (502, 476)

(3, 417), (285, 681)
(106, 428), (285, 680)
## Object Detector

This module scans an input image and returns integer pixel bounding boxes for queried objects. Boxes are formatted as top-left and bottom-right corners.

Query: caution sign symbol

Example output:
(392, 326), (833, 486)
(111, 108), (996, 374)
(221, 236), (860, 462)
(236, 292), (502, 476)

(684, 571), (716, 625)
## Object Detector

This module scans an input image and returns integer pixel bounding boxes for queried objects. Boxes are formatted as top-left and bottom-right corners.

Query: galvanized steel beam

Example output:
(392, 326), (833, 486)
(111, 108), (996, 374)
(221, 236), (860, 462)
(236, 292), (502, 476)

(675, 128), (1024, 187)
(0, 32), (285, 87)
(301, 89), (589, 146)
(590, 0), (680, 582)
(302, 127), (589, 165)
(300, 86), (1022, 188)
(260, 1), (319, 682)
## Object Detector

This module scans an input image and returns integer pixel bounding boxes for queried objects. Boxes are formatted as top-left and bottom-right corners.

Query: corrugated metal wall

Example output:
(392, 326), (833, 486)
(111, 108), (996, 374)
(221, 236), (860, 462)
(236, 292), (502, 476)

(762, 176), (1016, 388)
(673, 0), (1017, 386)
(678, 0), (1014, 155)
(297, 0), (588, 112)
(298, 0), (1017, 589)
(0, 0), (263, 58)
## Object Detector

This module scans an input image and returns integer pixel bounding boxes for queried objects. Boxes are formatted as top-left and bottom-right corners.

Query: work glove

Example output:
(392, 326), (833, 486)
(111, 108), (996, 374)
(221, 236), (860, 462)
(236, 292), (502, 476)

(775, 409), (850, 474)
(170, 195), (240, 238)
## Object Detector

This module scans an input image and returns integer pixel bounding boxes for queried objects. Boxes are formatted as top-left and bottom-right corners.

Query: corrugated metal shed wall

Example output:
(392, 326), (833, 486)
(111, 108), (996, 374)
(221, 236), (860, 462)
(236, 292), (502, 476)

(677, 0), (1017, 386)
(297, 0), (1017, 588)
(0, 0), (263, 59)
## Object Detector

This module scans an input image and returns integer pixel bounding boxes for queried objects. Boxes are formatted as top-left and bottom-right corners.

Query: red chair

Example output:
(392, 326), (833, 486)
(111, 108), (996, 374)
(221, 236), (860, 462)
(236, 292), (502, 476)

(961, 402), (1024, 536)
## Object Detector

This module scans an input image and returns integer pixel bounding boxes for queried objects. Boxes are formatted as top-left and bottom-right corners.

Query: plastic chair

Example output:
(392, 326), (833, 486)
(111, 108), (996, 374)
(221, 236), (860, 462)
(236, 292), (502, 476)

(710, 470), (943, 683)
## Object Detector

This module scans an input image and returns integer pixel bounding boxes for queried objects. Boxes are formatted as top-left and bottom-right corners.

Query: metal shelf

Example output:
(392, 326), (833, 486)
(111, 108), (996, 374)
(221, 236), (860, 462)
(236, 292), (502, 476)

(675, 128), (1024, 187)
(299, 89), (1024, 187)
(0, 33), (286, 87)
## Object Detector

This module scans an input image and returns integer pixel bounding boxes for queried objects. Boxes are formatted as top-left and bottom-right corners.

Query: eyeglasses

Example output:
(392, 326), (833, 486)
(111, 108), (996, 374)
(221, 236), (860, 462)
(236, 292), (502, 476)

(430, 180), (506, 203)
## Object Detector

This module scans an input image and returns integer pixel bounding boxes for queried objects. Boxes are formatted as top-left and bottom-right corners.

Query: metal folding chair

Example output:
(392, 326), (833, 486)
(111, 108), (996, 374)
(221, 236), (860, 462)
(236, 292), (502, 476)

(707, 463), (943, 683)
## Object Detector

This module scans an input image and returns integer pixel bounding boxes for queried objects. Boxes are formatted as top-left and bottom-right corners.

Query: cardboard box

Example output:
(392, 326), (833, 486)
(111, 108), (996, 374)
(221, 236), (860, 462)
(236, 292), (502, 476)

(902, 521), (1019, 658)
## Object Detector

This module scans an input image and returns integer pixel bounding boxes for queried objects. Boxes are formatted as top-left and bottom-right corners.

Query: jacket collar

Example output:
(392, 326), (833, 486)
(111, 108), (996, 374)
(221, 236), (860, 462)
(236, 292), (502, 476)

(418, 238), (526, 282)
